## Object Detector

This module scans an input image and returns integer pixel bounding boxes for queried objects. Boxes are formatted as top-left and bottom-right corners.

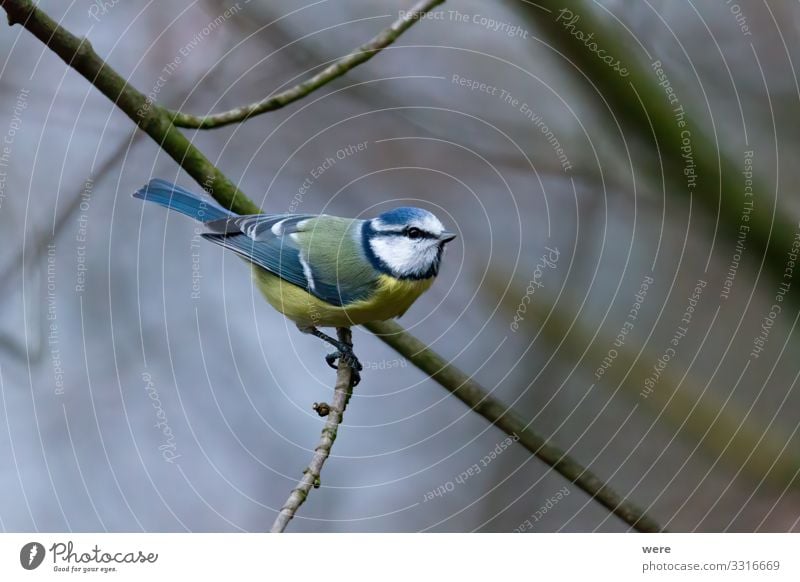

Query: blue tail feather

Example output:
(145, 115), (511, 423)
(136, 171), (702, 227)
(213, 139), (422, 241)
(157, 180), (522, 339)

(133, 179), (234, 222)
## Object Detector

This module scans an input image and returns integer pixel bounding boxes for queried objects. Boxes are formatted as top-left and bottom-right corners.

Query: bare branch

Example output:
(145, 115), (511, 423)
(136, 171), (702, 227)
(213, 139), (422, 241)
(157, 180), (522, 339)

(365, 320), (664, 532)
(516, 1), (795, 307)
(168, 0), (446, 129)
(271, 328), (356, 533)
(0, 0), (260, 215)
(1, 0), (665, 533)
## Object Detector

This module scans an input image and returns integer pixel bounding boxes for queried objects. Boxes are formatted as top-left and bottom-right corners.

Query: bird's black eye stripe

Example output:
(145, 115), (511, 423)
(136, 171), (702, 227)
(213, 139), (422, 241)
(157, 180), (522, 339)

(405, 226), (432, 239)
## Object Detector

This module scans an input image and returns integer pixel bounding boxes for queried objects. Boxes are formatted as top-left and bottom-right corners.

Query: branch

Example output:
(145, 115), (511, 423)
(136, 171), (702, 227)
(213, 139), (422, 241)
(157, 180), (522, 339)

(518, 1), (795, 305)
(1, 0), (664, 532)
(365, 320), (664, 532)
(481, 276), (800, 491)
(168, 0), (446, 129)
(271, 328), (356, 533)
(0, 0), (260, 215)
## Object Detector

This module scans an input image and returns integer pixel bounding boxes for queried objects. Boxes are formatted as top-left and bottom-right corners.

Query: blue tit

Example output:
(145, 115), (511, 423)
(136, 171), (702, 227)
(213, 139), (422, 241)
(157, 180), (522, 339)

(133, 179), (456, 381)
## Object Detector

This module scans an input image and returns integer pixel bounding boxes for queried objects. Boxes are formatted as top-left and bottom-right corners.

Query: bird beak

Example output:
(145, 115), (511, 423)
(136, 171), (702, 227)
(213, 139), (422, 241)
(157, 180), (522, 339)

(440, 231), (457, 243)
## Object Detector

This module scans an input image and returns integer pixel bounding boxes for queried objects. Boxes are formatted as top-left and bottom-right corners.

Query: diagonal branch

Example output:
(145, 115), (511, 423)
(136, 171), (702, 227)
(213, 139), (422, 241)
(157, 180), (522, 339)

(0, 0), (260, 216)
(271, 328), (356, 533)
(516, 1), (794, 305)
(168, 0), (446, 129)
(365, 320), (663, 532)
(1, 0), (664, 532)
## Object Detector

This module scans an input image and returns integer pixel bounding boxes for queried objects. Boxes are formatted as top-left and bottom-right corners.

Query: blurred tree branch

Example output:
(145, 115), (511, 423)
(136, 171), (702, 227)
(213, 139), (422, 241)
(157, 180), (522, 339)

(1, 0), (663, 532)
(518, 1), (794, 300)
(3, 1), (257, 215)
(271, 328), (356, 533)
(484, 276), (800, 491)
(0, 130), (143, 363)
(366, 320), (662, 532)
(169, 0), (445, 129)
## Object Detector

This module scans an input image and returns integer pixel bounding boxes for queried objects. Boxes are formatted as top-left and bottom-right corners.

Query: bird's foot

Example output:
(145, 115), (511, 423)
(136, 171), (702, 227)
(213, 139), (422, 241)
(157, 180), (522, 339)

(325, 347), (362, 386)
(302, 326), (362, 386)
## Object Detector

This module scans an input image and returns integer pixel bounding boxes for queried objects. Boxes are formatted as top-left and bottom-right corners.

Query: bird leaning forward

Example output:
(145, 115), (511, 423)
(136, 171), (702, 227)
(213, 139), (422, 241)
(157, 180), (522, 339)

(133, 179), (456, 384)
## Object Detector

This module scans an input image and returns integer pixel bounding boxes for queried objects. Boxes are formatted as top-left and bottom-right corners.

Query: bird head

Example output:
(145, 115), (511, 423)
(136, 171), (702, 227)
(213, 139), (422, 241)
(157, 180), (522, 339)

(363, 207), (456, 280)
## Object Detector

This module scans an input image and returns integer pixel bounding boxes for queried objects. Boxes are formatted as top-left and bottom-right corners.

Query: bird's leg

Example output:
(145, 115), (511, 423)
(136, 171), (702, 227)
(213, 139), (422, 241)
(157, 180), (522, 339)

(301, 326), (362, 386)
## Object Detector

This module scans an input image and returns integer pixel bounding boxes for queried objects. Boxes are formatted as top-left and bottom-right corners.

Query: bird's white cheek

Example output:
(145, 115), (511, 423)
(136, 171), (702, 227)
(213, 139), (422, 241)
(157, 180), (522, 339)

(370, 237), (422, 276)
(370, 236), (444, 278)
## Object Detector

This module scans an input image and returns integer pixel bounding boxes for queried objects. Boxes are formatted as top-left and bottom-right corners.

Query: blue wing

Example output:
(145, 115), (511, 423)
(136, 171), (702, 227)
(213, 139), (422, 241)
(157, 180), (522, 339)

(133, 180), (376, 307)
(202, 214), (371, 307)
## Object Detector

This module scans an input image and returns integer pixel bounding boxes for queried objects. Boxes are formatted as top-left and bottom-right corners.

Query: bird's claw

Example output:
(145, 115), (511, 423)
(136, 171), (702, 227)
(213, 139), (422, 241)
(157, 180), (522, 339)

(325, 349), (362, 386)
(325, 352), (340, 370)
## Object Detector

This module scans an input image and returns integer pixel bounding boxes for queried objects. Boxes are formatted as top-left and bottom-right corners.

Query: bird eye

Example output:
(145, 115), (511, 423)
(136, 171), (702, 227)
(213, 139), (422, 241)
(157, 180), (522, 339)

(406, 227), (423, 239)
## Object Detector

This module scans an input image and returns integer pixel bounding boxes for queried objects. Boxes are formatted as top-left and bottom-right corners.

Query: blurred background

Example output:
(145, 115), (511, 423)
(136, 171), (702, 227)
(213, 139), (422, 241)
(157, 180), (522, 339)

(0, 0), (798, 532)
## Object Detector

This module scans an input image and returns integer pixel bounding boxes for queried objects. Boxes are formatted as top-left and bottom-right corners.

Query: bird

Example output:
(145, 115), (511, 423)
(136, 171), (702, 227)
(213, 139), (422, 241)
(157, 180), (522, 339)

(133, 179), (456, 384)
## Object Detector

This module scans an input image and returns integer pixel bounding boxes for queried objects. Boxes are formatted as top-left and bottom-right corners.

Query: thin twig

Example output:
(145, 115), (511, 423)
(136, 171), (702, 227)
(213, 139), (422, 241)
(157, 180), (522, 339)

(0, 0), (259, 215)
(271, 328), (356, 533)
(1, 0), (665, 532)
(365, 320), (664, 532)
(167, 0), (446, 129)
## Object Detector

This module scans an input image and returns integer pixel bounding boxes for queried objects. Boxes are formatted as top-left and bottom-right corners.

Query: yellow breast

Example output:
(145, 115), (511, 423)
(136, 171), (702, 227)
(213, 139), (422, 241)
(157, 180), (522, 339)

(253, 268), (434, 328)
